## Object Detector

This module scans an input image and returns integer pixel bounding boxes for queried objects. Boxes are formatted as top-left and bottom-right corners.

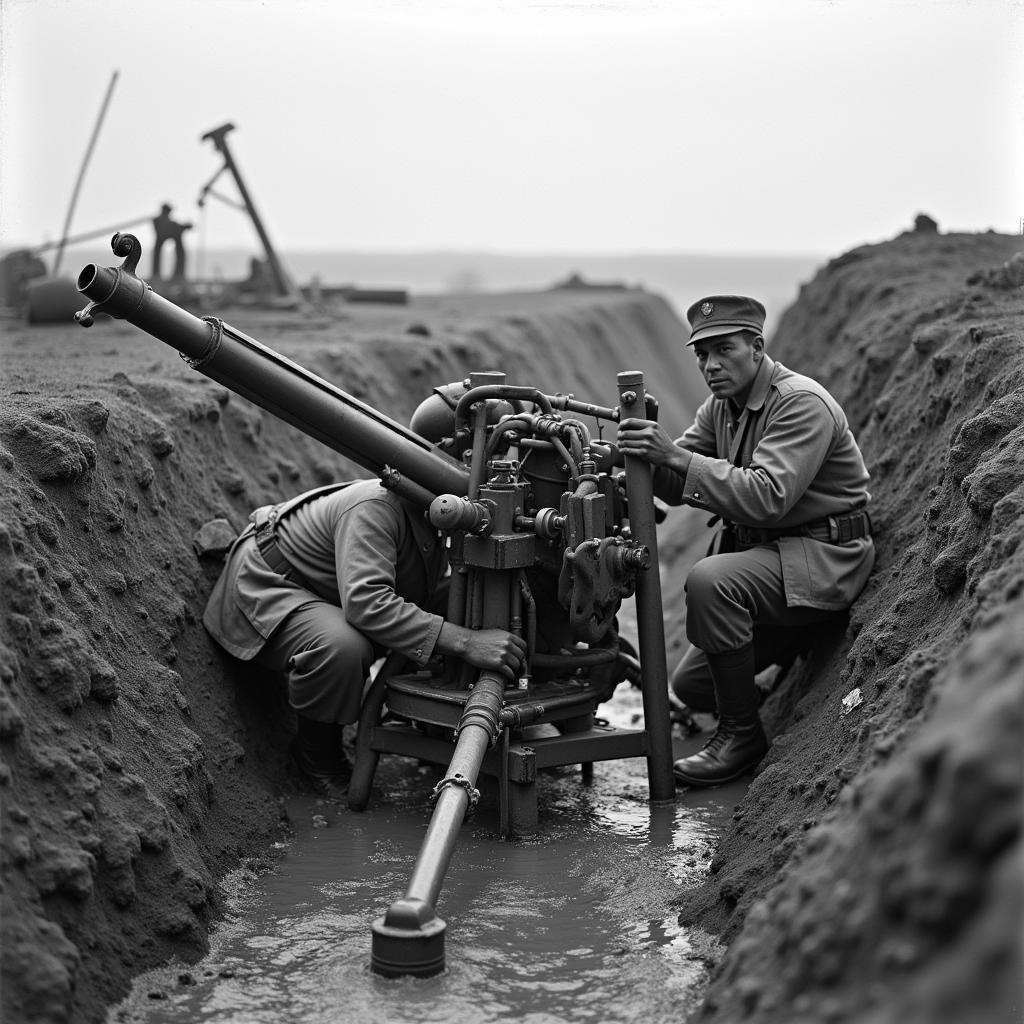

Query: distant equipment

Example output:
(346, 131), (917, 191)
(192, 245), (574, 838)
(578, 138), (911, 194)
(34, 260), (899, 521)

(198, 123), (309, 310)
(3, 70), (122, 323)
(198, 122), (406, 308)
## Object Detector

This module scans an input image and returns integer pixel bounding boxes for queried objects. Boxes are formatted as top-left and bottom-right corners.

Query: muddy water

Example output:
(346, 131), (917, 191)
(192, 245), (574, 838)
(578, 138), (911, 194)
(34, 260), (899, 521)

(109, 688), (741, 1024)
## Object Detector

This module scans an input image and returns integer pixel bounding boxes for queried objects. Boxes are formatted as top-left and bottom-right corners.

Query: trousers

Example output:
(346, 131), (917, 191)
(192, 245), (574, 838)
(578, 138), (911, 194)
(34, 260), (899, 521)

(671, 544), (843, 710)
(253, 600), (380, 725)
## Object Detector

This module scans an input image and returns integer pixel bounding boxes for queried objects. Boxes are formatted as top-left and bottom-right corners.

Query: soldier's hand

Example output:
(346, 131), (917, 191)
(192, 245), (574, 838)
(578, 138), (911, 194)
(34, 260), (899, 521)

(462, 629), (528, 680)
(616, 417), (678, 466)
(437, 623), (528, 681)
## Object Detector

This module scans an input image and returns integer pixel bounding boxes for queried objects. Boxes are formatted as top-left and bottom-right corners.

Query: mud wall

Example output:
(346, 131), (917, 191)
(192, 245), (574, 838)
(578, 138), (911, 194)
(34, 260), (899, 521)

(0, 288), (696, 1024)
(680, 231), (1024, 1024)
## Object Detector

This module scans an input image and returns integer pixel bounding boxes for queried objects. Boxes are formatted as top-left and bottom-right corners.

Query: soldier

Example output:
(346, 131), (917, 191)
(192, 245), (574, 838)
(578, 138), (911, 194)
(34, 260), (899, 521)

(204, 477), (527, 799)
(617, 295), (874, 786)
(151, 203), (192, 280)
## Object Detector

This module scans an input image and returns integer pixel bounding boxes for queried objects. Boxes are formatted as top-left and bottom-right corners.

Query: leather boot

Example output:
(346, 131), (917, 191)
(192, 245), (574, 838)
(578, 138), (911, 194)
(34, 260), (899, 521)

(289, 716), (352, 801)
(673, 643), (767, 786)
(673, 715), (768, 786)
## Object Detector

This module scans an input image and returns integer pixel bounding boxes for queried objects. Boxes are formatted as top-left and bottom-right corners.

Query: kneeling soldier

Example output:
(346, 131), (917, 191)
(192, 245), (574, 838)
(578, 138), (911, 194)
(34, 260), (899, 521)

(204, 477), (526, 799)
(617, 295), (874, 786)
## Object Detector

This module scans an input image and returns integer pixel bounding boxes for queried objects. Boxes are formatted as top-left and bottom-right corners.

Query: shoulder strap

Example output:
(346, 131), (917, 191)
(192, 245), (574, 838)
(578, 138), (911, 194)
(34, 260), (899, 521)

(271, 481), (357, 520)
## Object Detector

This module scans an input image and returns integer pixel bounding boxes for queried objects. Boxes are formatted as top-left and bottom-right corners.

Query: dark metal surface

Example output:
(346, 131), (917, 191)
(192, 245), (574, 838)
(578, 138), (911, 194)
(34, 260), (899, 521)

(76, 236), (469, 501)
(618, 372), (676, 802)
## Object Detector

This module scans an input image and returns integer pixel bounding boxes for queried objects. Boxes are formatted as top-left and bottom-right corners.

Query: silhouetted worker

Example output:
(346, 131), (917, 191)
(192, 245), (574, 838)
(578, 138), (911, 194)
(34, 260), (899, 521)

(617, 296), (874, 787)
(151, 203), (192, 280)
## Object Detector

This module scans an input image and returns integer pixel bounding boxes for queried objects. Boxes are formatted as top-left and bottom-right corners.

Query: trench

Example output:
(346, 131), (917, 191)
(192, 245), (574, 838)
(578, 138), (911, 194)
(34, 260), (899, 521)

(107, 683), (741, 1024)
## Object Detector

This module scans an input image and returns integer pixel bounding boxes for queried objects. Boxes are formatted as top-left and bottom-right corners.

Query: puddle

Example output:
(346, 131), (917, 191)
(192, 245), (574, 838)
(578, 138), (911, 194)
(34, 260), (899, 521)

(109, 686), (741, 1024)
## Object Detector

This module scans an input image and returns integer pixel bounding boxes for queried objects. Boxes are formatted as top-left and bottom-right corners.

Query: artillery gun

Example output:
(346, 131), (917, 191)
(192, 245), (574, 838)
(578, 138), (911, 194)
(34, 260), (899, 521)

(76, 233), (676, 978)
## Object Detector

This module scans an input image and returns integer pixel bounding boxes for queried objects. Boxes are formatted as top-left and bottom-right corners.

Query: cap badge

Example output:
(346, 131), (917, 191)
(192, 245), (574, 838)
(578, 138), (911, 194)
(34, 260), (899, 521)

(701, 301), (714, 317)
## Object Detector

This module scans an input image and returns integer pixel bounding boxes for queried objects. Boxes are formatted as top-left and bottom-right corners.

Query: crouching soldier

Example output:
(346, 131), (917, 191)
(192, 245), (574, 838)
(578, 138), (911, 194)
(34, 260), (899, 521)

(204, 478), (527, 799)
(617, 295), (874, 787)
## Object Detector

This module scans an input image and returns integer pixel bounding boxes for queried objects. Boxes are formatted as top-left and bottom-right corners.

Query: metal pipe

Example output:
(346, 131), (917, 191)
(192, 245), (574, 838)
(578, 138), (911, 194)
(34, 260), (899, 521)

(617, 371), (675, 803)
(446, 568), (468, 629)
(518, 572), (537, 666)
(76, 237), (470, 502)
(484, 415), (534, 459)
(550, 435), (580, 483)
(466, 402), (489, 501)
(371, 673), (505, 976)
(510, 574), (526, 689)
(530, 648), (616, 669)
(546, 393), (620, 421)
(454, 386), (553, 430)
(378, 467), (437, 509)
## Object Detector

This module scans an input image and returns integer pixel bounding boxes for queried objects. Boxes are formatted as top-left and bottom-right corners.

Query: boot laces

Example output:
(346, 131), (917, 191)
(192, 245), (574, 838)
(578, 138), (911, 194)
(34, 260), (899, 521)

(703, 723), (736, 754)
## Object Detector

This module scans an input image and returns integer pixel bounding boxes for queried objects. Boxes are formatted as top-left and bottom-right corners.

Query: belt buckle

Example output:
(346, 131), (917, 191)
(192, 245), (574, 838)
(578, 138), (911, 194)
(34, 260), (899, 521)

(827, 515), (841, 543)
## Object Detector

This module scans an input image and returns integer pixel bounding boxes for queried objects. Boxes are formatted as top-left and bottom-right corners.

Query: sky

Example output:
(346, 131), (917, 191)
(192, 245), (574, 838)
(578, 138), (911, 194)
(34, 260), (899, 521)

(1, 0), (1022, 259)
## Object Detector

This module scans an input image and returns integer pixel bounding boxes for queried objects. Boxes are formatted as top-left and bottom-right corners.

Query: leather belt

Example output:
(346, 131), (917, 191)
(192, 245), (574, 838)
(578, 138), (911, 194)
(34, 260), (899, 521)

(732, 508), (871, 547)
(251, 508), (311, 588)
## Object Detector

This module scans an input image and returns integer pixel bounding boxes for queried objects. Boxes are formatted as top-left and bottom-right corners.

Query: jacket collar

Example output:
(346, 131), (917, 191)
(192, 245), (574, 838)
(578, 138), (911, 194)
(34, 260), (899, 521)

(741, 353), (777, 413)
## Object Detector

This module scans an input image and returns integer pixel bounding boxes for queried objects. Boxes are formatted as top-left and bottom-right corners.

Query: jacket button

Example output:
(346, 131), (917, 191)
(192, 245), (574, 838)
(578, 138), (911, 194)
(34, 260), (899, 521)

(692, 491), (701, 499)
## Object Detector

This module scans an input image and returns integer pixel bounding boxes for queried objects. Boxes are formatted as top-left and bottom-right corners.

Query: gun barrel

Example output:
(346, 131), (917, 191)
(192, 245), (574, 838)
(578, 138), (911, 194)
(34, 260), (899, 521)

(76, 247), (470, 500)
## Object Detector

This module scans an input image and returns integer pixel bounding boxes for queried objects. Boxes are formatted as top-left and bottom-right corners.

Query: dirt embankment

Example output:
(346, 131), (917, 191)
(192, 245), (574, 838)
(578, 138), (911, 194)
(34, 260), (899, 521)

(678, 230), (1024, 1024)
(2, 230), (1021, 1024)
(0, 286), (696, 1024)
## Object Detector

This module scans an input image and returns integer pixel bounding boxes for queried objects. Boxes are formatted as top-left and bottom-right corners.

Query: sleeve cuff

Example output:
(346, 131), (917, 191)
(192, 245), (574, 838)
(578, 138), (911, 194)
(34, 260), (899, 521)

(681, 453), (710, 506)
(413, 614), (445, 666)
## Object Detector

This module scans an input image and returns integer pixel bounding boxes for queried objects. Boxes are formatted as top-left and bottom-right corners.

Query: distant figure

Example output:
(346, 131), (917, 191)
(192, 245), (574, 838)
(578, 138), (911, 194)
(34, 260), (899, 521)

(913, 213), (940, 234)
(151, 203), (193, 280)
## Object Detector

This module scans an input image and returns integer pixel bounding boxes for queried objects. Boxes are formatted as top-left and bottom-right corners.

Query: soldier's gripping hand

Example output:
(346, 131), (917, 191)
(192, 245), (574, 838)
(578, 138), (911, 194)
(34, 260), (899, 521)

(436, 623), (528, 681)
(614, 415), (679, 468)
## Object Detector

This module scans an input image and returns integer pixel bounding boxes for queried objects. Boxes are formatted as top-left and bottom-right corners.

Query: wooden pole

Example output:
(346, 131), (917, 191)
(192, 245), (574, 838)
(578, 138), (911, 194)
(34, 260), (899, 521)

(52, 70), (119, 277)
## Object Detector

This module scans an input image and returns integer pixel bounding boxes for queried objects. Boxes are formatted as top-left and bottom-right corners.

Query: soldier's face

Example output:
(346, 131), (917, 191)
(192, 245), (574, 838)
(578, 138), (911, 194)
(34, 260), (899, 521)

(692, 333), (764, 404)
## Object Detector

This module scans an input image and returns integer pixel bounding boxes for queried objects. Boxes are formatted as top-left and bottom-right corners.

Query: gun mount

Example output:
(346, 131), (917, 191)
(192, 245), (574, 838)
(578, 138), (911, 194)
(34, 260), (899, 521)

(77, 234), (675, 979)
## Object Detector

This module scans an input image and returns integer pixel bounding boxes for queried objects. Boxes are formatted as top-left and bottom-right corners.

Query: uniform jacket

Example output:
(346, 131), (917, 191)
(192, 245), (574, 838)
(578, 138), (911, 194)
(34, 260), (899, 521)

(204, 479), (447, 662)
(654, 355), (875, 611)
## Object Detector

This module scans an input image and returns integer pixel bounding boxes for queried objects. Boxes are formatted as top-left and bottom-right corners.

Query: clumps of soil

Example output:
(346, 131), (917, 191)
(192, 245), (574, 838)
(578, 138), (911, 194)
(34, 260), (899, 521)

(682, 230), (1023, 1024)
(0, 290), (692, 1023)
(0, 382), (291, 1022)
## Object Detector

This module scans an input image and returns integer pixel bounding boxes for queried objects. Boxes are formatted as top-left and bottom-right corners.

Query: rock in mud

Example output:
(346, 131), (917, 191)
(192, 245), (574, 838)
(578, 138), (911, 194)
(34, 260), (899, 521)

(147, 429), (175, 459)
(192, 519), (237, 559)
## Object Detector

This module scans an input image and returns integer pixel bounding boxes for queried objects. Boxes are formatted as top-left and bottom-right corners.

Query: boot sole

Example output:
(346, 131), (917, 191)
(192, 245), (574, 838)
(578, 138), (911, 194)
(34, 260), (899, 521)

(673, 762), (758, 788)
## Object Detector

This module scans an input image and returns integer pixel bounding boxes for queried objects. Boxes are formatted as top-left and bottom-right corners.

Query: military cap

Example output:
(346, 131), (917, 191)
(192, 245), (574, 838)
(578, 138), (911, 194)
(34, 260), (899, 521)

(686, 295), (766, 346)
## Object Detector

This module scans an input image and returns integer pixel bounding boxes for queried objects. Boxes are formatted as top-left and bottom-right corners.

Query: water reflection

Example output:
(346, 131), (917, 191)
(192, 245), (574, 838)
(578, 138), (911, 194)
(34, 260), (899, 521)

(109, 688), (736, 1024)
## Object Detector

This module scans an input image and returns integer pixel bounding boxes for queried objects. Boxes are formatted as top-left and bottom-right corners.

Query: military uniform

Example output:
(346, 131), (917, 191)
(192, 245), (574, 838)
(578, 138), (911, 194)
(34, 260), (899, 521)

(620, 294), (874, 786)
(204, 479), (447, 725)
(656, 352), (875, 707)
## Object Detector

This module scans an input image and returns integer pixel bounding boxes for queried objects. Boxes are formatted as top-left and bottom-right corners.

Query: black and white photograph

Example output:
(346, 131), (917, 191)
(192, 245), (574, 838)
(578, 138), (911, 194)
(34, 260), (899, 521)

(1, 2), (1021, 1022)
